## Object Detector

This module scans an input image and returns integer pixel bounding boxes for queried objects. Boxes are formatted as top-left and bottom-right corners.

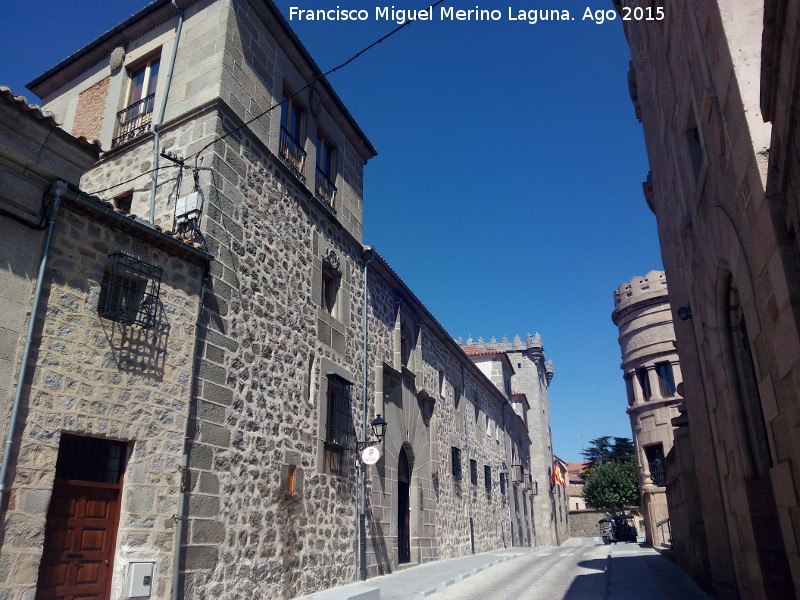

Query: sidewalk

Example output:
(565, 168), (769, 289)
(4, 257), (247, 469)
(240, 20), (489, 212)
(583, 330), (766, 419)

(295, 546), (550, 600)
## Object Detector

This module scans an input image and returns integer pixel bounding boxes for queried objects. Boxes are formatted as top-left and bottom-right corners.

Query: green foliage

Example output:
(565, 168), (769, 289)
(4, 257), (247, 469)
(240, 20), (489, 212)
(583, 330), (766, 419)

(580, 436), (635, 478)
(581, 458), (640, 514)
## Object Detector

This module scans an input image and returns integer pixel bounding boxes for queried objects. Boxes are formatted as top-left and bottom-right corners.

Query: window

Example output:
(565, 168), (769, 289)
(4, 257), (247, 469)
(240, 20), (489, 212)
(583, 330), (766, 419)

(656, 362), (676, 397)
(451, 447), (462, 479)
(99, 252), (162, 328)
(686, 125), (704, 180)
(114, 192), (133, 214)
(484, 465), (492, 492)
(315, 133), (337, 207)
(55, 434), (127, 484)
(500, 472), (506, 495)
(325, 374), (353, 451)
(636, 367), (651, 400)
(645, 443), (666, 487)
(280, 89), (307, 179)
(470, 459), (478, 485)
(322, 268), (339, 316)
(113, 55), (160, 148)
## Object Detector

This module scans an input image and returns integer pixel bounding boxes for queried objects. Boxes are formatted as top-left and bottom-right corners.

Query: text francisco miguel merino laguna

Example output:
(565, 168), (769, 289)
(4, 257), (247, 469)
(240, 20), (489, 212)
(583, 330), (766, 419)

(288, 6), (628, 25)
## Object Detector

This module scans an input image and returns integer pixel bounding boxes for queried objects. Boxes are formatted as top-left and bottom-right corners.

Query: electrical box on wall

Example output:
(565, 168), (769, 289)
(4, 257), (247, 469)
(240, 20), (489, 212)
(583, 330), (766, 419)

(175, 191), (203, 224)
(127, 562), (155, 598)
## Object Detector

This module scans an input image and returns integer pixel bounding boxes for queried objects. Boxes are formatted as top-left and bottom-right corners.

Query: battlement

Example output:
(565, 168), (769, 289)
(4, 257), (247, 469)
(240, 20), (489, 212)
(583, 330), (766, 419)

(613, 270), (668, 315)
(458, 333), (544, 353)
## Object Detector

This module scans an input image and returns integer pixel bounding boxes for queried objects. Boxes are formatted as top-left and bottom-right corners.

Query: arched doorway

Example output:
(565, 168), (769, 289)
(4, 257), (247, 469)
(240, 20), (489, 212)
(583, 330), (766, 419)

(397, 446), (411, 564)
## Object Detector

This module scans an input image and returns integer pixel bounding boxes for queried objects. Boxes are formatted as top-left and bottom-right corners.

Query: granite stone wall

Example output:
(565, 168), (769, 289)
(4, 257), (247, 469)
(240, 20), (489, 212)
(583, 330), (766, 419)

(0, 203), (204, 600)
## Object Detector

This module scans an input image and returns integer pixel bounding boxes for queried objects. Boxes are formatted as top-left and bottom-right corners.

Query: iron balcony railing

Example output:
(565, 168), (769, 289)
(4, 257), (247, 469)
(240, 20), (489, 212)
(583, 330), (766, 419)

(279, 126), (306, 181)
(112, 93), (155, 148)
(315, 166), (337, 208)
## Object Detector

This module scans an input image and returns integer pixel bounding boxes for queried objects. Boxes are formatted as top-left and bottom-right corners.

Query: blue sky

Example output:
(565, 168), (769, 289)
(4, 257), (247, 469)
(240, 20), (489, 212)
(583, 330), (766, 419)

(1, 1), (663, 462)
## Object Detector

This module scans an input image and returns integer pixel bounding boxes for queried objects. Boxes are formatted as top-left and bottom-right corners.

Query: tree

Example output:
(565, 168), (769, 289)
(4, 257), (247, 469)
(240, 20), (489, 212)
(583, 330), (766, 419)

(581, 458), (640, 514)
(580, 436), (635, 478)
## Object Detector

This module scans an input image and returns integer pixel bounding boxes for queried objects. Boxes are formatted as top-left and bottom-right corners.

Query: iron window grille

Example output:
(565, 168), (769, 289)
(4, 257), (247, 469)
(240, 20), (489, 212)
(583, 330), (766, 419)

(451, 447), (462, 479)
(325, 374), (353, 451)
(55, 434), (127, 484)
(112, 93), (156, 147)
(99, 252), (162, 328)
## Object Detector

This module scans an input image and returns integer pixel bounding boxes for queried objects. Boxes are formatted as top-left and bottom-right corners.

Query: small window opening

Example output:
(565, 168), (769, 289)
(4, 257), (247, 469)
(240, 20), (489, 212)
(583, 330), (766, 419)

(55, 434), (127, 484)
(470, 459), (478, 485)
(287, 465), (296, 494)
(451, 447), (462, 479)
(322, 269), (339, 316)
(99, 252), (162, 328)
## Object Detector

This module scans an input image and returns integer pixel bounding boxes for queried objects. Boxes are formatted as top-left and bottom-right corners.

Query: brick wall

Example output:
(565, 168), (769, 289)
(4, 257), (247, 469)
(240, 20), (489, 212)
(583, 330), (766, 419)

(72, 76), (110, 141)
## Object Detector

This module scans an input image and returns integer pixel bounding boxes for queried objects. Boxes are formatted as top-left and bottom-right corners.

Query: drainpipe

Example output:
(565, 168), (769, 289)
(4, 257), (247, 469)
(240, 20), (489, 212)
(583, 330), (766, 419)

(461, 363), (475, 554)
(359, 248), (375, 581)
(172, 260), (209, 599)
(150, 0), (185, 223)
(502, 407), (515, 547)
(0, 180), (67, 510)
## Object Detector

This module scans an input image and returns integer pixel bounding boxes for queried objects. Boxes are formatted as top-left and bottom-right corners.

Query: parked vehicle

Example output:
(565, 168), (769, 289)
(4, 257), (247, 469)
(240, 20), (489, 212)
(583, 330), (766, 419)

(598, 515), (638, 544)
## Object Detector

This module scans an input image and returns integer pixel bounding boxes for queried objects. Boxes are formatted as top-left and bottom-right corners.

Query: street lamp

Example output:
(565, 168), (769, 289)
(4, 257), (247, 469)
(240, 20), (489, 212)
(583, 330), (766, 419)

(357, 414), (387, 451)
(358, 413), (386, 581)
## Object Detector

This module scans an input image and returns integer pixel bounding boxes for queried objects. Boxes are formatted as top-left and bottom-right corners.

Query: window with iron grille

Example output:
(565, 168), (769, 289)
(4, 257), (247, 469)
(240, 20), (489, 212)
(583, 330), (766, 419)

(99, 252), (162, 328)
(280, 87), (307, 180)
(645, 443), (666, 487)
(484, 465), (491, 492)
(451, 447), (462, 479)
(55, 434), (127, 484)
(325, 374), (353, 451)
(113, 55), (160, 148)
(470, 459), (478, 485)
(315, 132), (337, 208)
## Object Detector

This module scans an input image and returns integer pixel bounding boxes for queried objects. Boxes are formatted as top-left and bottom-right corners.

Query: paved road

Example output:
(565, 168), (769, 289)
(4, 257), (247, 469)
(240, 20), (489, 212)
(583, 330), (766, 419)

(429, 538), (607, 600)
(428, 538), (712, 600)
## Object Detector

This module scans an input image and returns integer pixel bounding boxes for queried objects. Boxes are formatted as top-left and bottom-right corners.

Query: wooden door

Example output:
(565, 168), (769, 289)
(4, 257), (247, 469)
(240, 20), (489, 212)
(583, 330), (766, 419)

(35, 482), (121, 600)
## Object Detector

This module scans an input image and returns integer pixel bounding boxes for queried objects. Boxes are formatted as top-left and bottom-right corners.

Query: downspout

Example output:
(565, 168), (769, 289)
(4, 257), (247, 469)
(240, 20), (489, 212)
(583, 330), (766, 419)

(0, 180), (67, 510)
(359, 248), (375, 581)
(172, 260), (209, 600)
(502, 406), (515, 547)
(461, 363), (474, 554)
(150, 0), (185, 223)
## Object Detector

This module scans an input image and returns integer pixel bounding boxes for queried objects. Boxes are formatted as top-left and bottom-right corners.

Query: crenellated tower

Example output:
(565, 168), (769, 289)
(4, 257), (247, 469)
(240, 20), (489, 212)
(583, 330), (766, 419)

(612, 270), (682, 545)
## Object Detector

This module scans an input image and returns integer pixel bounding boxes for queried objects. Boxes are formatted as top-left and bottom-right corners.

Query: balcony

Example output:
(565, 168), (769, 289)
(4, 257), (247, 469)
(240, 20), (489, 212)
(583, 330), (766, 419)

(315, 166), (337, 209)
(112, 93), (155, 148)
(279, 126), (306, 181)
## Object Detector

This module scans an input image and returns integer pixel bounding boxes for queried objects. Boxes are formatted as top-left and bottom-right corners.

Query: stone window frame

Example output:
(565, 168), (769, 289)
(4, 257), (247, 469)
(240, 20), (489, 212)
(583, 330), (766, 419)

(655, 361), (676, 397)
(315, 358), (356, 475)
(451, 447), (462, 480)
(112, 50), (161, 148)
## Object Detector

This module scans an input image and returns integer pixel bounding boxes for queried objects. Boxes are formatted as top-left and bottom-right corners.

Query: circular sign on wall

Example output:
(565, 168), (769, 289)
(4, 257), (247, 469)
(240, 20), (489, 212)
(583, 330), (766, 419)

(360, 446), (381, 465)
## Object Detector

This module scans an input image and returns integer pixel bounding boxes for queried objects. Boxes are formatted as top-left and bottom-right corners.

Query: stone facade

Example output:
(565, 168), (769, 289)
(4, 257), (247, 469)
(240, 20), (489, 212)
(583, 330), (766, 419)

(611, 271), (681, 546)
(618, 0), (800, 597)
(0, 88), (208, 599)
(7, 0), (558, 598)
(459, 335), (568, 547)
